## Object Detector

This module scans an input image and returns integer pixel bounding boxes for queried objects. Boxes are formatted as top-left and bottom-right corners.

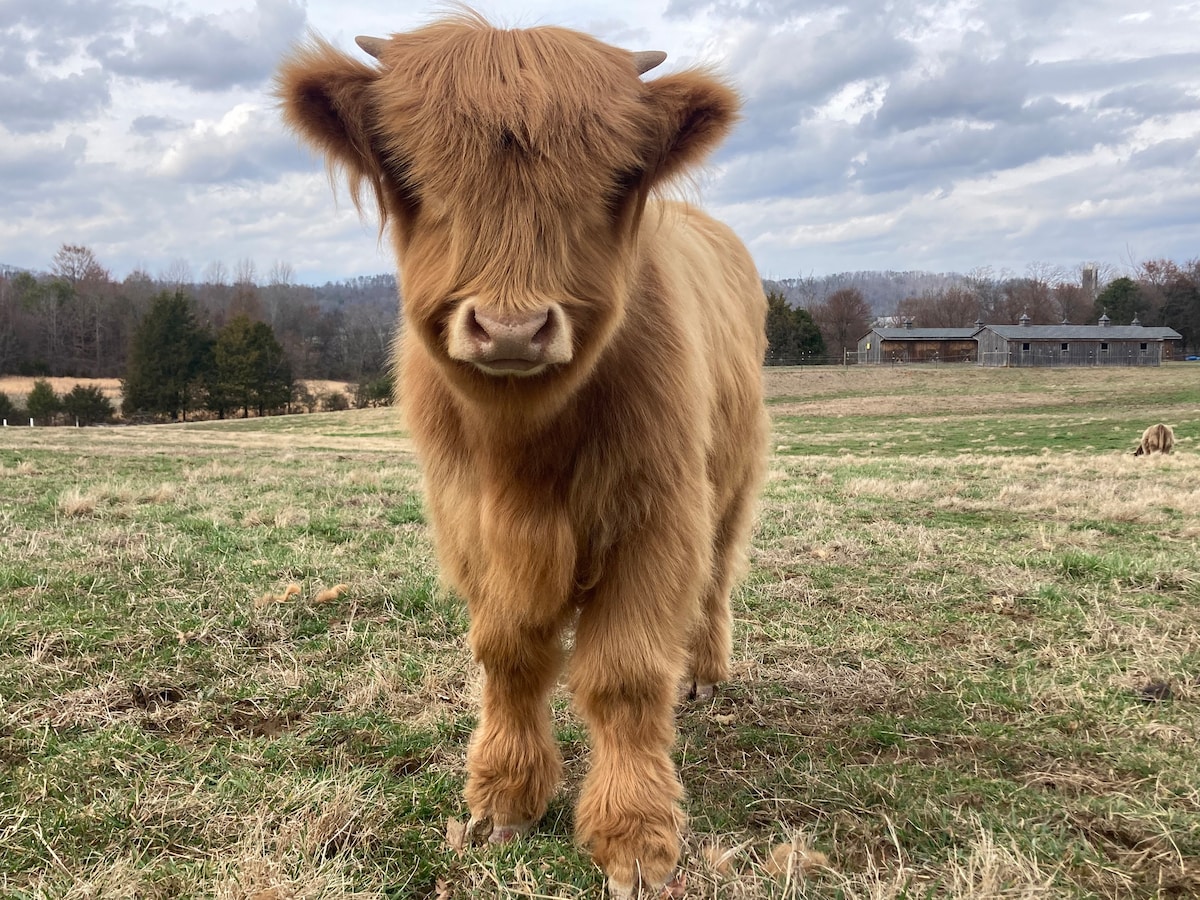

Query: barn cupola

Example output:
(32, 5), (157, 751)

(1099, 312), (1111, 327)
(903, 318), (914, 330)
(1131, 314), (1141, 326)
(1019, 311), (1031, 327)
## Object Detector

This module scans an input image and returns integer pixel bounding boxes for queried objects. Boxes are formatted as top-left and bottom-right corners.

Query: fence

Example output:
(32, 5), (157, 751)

(764, 354), (858, 366)
(978, 348), (1162, 367)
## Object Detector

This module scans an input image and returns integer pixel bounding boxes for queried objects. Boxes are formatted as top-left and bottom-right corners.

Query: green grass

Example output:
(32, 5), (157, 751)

(2, 366), (1199, 897)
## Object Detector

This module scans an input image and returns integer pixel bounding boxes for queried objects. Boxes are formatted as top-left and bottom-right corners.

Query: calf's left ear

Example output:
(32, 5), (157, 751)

(641, 72), (740, 187)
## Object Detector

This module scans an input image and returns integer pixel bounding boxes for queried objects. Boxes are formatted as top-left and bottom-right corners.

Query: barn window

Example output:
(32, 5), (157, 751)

(1022, 342), (1030, 352)
(1061, 343), (1069, 351)
(1141, 343), (1148, 352)
(1101, 342), (1109, 351)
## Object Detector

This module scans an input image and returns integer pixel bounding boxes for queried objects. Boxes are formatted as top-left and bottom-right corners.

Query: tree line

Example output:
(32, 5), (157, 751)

(4, 245), (1197, 395)
(0, 245), (396, 382)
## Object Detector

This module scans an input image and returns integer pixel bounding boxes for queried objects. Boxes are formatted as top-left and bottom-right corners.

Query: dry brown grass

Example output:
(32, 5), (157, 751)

(0, 376), (353, 409)
(0, 375), (124, 403)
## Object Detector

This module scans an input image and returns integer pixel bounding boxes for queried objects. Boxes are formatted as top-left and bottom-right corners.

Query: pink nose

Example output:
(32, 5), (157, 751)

(468, 306), (553, 359)
(448, 300), (574, 374)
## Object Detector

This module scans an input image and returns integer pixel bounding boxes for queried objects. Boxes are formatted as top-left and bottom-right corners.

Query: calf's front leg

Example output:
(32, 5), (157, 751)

(465, 616), (566, 842)
(569, 535), (704, 897)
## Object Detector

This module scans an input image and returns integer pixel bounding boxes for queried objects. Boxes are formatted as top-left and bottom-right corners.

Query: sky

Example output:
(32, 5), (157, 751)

(3, 0), (1199, 285)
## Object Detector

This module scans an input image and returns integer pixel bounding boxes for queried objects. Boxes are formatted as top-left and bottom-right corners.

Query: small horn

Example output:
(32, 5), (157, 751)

(633, 50), (667, 75)
(355, 35), (389, 61)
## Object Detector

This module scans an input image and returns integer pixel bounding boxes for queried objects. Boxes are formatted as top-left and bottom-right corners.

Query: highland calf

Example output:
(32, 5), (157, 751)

(278, 14), (768, 897)
(1134, 423), (1174, 456)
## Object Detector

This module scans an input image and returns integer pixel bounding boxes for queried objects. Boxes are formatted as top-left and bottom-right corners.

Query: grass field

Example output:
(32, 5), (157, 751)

(2, 364), (1198, 898)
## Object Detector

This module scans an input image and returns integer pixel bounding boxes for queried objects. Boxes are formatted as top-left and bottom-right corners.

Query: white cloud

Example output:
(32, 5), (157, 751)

(157, 103), (308, 183)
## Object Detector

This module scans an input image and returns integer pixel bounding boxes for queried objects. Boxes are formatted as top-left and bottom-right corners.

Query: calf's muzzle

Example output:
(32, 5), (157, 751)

(447, 300), (574, 376)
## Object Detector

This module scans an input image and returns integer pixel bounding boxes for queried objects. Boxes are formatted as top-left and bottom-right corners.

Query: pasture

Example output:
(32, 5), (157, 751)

(2, 364), (1198, 898)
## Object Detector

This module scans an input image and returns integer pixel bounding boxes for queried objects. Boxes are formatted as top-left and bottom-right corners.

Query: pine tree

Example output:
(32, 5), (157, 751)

(25, 379), (61, 425)
(122, 290), (213, 421)
(61, 384), (115, 426)
(1095, 277), (1142, 325)
(211, 315), (293, 418)
(765, 291), (826, 364)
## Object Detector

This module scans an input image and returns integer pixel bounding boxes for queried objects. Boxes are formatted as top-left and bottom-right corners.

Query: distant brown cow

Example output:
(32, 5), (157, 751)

(278, 14), (768, 897)
(1134, 423), (1174, 456)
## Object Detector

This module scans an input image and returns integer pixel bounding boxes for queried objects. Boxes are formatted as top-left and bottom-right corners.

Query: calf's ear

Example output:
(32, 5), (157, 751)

(641, 71), (740, 188)
(276, 39), (383, 214)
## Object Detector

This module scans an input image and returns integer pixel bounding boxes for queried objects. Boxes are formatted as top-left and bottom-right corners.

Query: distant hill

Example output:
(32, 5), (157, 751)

(764, 271), (966, 315)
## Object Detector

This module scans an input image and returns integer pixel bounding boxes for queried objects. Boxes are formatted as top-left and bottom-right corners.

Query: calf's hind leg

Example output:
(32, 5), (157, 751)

(686, 477), (759, 701)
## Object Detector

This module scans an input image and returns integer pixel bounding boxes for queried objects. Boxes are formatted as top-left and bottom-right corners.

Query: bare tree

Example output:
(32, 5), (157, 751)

(51, 244), (107, 285)
(267, 260), (294, 286)
(161, 258), (193, 289)
(234, 258), (258, 287)
(51, 244), (113, 375)
(203, 260), (230, 287)
(811, 287), (872, 360)
(896, 286), (982, 328)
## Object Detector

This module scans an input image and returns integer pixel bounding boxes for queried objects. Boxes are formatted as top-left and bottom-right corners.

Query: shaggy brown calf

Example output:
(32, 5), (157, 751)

(278, 14), (768, 896)
(1134, 423), (1174, 456)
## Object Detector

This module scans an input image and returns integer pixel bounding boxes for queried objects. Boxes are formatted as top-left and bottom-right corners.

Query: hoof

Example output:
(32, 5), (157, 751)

(466, 815), (533, 845)
(679, 679), (717, 702)
(607, 871), (686, 898)
(691, 681), (716, 701)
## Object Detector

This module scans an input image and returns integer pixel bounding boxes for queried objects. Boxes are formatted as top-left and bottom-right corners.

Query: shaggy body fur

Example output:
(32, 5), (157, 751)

(278, 15), (768, 896)
(1135, 423), (1174, 456)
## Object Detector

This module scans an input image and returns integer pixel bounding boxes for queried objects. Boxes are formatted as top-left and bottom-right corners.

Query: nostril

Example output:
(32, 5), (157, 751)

(531, 312), (556, 348)
(466, 307), (491, 343)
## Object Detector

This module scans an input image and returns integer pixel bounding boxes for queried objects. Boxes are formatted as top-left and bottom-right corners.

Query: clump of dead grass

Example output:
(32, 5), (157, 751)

(56, 487), (97, 518)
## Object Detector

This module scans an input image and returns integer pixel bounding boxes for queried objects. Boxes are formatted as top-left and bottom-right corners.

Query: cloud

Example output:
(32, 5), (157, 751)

(0, 135), (88, 202)
(0, 28), (112, 133)
(1126, 137), (1200, 172)
(0, 66), (112, 134)
(1096, 83), (1200, 117)
(156, 104), (312, 183)
(89, 0), (306, 92)
(130, 115), (187, 136)
(93, 0), (307, 91)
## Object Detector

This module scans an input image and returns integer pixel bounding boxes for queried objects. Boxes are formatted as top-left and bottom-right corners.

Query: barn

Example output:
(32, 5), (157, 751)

(976, 315), (1184, 367)
(857, 322), (982, 364)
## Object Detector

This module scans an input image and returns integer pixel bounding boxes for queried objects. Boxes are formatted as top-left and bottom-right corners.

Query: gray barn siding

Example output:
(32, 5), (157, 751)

(976, 326), (1178, 367)
(858, 328), (980, 364)
(859, 324), (1181, 367)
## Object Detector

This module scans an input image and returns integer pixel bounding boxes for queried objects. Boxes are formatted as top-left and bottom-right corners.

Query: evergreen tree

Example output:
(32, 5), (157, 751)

(1161, 273), (1200, 354)
(122, 290), (213, 421)
(1095, 277), (1142, 325)
(765, 291), (826, 364)
(211, 315), (293, 418)
(25, 379), (61, 425)
(0, 391), (21, 422)
(61, 384), (116, 426)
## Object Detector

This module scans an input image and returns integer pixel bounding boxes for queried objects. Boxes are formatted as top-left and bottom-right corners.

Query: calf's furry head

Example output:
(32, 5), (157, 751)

(276, 12), (739, 402)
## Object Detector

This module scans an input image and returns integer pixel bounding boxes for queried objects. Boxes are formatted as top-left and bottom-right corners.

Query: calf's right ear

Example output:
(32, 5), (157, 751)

(276, 40), (382, 212)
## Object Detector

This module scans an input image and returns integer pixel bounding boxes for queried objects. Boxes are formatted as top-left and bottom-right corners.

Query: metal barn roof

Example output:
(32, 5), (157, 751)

(985, 325), (1182, 340)
(871, 327), (982, 340)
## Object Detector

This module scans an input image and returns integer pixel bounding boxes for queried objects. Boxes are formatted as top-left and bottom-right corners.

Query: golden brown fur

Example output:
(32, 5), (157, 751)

(278, 15), (768, 896)
(1134, 423), (1174, 456)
